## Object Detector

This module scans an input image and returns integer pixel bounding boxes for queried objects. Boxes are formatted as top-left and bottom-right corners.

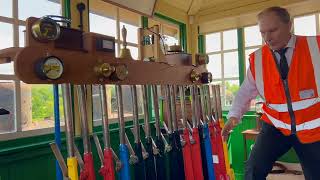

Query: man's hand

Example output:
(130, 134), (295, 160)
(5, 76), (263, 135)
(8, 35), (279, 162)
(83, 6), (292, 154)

(221, 117), (240, 141)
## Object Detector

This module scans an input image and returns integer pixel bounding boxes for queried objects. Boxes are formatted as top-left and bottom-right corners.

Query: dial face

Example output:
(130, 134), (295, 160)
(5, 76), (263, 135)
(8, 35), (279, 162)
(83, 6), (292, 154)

(32, 18), (60, 41)
(42, 57), (63, 80)
(114, 64), (128, 80)
(39, 21), (58, 40)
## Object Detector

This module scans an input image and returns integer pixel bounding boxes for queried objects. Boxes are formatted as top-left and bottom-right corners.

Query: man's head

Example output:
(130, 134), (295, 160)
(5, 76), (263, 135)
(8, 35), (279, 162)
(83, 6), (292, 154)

(258, 6), (292, 50)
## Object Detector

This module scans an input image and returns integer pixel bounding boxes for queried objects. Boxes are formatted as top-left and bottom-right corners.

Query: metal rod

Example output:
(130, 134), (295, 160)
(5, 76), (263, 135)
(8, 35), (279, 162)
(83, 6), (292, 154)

(125, 133), (139, 164)
(151, 84), (161, 137)
(179, 85), (187, 128)
(169, 85), (178, 131)
(50, 143), (68, 178)
(194, 86), (201, 126)
(215, 85), (223, 119)
(61, 84), (75, 158)
(131, 85), (140, 143)
(100, 85), (111, 149)
(164, 85), (173, 133)
(92, 134), (104, 165)
(142, 85), (151, 138)
(205, 85), (214, 121)
(190, 85), (197, 128)
(76, 85), (91, 153)
(116, 85), (126, 145)
(211, 85), (219, 120)
(199, 85), (207, 123)
(73, 143), (85, 171)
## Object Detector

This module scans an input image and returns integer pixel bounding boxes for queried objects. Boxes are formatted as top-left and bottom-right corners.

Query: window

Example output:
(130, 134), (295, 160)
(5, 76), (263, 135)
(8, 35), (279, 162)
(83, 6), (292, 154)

(294, 14), (317, 36)
(206, 29), (239, 108)
(244, 25), (264, 108)
(89, 4), (143, 124)
(0, 0), (62, 134)
(149, 19), (180, 52)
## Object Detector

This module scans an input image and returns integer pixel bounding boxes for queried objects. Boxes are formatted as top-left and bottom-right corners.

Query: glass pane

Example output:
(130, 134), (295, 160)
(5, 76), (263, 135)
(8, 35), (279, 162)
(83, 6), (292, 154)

(0, 0), (12, 17)
(244, 25), (262, 47)
(92, 85), (102, 122)
(294, 15), (316, 36)
(19, 26), (26, 47)
(206, 32), (221, 53)
(120, 22), (138, 44)
(223, 29), (237, 50)
(208, 54), (222, 79)
(0, 22), (13, 49)
(126, 45), (138, 60)
(0, 62), (14, 75)
(21, 84), (55, 130)
(245, 48), (258, 71)
(19, 0), (61, 20)
(0, 80), (15, 133)
(122, 85), (133, 117)
(225, 80), (239, 106)
(163, 35), (179, 47)
(224, 51), (239, 78)
(89, 12), (116, 37)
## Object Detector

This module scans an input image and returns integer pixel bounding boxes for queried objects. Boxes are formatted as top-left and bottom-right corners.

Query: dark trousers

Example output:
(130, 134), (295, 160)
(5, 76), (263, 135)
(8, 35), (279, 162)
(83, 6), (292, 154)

(245, 121), (320, 180)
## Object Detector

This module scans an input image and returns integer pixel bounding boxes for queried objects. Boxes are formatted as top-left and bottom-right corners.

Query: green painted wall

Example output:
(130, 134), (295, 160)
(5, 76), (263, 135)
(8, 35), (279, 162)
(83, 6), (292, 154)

(0, 120), (156, 180)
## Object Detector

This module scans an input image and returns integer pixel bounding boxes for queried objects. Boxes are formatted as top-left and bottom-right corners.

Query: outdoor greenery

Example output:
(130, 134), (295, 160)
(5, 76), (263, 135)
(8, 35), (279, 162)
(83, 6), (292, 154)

(31, 85), (63, 122)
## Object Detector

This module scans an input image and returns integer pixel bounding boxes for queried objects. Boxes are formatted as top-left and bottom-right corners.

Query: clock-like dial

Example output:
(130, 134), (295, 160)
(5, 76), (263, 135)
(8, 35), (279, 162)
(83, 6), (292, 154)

(35, 56), (64, 80)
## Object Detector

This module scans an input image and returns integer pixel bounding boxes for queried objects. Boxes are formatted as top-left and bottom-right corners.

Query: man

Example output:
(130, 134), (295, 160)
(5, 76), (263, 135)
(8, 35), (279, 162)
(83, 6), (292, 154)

(222, 6), (320, 180)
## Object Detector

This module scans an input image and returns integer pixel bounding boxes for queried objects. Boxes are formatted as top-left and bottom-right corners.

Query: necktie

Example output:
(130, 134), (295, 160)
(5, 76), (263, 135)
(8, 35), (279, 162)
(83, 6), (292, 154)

(277, 48), (289, 80)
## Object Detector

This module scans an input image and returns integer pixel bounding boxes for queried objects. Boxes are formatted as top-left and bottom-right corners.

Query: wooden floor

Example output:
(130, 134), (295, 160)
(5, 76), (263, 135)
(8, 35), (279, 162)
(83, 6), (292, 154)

(267, 162), (304, 180)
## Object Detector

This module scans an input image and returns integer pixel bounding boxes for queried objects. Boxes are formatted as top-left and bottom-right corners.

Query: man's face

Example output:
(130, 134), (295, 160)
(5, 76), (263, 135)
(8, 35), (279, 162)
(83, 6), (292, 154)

(258, 12), (292, 50)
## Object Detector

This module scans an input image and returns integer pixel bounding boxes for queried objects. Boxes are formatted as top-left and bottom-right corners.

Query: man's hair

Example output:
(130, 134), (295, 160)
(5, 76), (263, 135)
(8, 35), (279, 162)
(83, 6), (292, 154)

(257, 6), (291, 24)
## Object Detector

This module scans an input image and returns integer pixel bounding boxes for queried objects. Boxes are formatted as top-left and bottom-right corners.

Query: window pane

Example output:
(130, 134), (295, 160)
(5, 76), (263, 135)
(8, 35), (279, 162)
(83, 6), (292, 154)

(120, 22), (138, 44)
(163, 35), (179, 47)
(225, 80), (239, 106)
(0, 0), (12, 17)
(224, 51), (239, 78)
(294, 15), (316, 36)
(19, 0), (61, 20)
(92, 85), (102, 122)
(244, 25), (262, 47)
(245, 48), (258, 71)
(21, 84), (65, 131)
(208, 54), (222, 79)
(19, 26), (26, 47)
(0, 62), (14, 75)
(125, 45), (138, 60)
(223, 29), (237, 50)
(0, 22), (13, 49)
(206, 33), (221, 53)
(89, 12), (116, 37)
(0, 80), (15, 133)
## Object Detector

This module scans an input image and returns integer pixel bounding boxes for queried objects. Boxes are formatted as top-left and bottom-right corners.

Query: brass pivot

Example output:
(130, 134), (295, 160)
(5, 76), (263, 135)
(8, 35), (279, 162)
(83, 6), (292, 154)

(190, 69), (200, 82)
(94, 62), (115, 78)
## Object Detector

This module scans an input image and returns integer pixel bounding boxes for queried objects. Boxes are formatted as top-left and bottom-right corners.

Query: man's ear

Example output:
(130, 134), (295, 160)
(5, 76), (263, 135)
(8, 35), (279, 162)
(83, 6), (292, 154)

(289, 20), (293, 33)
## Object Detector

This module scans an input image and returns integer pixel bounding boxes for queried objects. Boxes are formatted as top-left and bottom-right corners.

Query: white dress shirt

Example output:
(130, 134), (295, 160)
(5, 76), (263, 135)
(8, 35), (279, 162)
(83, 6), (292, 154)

(227, 35), (297, 121)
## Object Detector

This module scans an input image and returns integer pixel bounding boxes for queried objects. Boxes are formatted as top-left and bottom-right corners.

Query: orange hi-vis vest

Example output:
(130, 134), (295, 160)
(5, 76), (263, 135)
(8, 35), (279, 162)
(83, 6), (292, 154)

(249, 35), (320, 143)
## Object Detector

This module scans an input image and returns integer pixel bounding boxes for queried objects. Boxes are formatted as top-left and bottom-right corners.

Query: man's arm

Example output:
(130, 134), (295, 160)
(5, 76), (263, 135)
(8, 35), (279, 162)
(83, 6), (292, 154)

(222, 67), (259, 141)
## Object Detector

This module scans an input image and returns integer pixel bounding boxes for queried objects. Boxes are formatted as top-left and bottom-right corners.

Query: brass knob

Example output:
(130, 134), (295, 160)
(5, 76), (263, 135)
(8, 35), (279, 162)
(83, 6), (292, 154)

(190, 69), (200, 82)
(94, 62), (115, 78)
(196, 54), (209, 65)
(201, 72), (213, 83)
(111, 64), (129, 81)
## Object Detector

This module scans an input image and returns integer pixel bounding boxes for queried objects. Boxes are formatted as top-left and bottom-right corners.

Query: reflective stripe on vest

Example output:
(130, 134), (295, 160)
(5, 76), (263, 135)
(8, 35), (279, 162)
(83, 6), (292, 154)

(307, 37), (320, 95)
(254, 36), (320, 105)
(267, 97), (320, 112)
(254, 49), (265, 98)
(265, 111), (320, 131)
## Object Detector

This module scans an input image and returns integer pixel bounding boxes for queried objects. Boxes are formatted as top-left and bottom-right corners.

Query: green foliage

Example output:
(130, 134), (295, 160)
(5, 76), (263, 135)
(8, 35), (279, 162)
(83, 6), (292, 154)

(31, 85), (54, 121)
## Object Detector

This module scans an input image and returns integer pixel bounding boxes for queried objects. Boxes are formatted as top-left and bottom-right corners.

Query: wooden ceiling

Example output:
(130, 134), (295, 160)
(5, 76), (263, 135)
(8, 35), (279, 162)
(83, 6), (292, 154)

(161, 0), (307, 17)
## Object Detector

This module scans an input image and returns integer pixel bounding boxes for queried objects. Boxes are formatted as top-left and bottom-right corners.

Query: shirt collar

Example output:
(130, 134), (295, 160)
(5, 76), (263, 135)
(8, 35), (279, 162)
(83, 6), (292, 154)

(286, 34), (296, 49)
